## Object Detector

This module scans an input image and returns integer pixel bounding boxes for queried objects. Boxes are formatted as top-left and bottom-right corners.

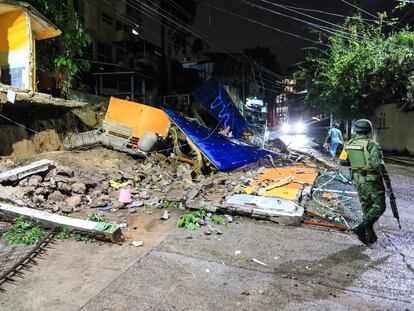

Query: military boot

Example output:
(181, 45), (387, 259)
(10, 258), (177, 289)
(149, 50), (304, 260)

(366, 220), (378, 244)
(352, 218), (370, 245)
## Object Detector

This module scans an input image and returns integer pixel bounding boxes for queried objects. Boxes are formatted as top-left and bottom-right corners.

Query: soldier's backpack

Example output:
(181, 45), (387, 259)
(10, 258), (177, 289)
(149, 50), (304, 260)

(345, 139), (372, 170)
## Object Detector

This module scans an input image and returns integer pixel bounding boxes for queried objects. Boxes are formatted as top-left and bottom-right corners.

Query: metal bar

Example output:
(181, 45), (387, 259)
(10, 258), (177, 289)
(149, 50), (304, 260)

(0, 229), (55, 287)
(131, 75), (135, 100)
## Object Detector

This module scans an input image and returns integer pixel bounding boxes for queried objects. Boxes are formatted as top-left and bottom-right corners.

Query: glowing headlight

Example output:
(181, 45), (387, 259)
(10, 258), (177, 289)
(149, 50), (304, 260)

(282, 123), (290, 133)
(295, 122), (305, 133)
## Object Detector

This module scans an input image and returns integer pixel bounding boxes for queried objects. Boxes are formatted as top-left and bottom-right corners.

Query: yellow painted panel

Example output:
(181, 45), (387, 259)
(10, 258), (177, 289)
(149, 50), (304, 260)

(245, 166), (318, 200)
(245, 186), (300, 200)
(32, 36), (36, 90)
(0, 9), (29, 52)
(34, 28), (61, 40)
(105, 97), (171, 139)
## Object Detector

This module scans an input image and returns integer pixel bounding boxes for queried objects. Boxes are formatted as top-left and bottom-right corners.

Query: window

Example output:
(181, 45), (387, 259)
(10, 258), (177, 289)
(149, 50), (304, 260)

(102, 13), (113, 25)
(1, 67), (25, 89)
(97, 42), (113, 63)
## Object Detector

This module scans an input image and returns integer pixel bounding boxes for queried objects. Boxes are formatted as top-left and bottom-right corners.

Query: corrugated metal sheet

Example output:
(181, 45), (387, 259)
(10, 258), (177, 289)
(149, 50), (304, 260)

(192, 77), (248, 138)
(165, 109), (276, 171)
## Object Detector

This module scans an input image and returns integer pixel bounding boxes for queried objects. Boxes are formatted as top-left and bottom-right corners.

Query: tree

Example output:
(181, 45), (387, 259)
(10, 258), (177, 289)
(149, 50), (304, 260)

(28, 0), (91, 95)
(298, 14), (414, 121)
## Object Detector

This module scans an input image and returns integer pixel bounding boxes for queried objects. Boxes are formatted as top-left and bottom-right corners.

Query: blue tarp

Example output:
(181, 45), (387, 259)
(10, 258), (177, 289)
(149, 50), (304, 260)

(165, 109), (275, 171)
(192, 77), (248, 138)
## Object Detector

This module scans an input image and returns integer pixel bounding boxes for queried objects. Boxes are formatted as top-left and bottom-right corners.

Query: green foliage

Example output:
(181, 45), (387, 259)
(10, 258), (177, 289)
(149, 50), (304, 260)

(75, 234), (95, 244)
(176, 208), (206, 230)
(88, 213), (107, 223)
(163, 199), (186, 209)
(210, 215), (228, 226)
(28, 0), (91, 84)
(56, 228), (71, 240)
(3, 217), (46, 245)
(298, 13), (414, 118)
(238, 255), (249, 262)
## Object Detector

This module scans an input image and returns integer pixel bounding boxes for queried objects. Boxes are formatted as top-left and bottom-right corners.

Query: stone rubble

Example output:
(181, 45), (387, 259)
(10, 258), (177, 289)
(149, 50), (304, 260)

(0, 146), (315, 225)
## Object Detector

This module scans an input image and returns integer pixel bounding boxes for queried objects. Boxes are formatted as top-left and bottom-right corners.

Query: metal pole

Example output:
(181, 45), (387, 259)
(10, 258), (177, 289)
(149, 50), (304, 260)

(99, 76), (103, 96)
(131, 75), (135, 100)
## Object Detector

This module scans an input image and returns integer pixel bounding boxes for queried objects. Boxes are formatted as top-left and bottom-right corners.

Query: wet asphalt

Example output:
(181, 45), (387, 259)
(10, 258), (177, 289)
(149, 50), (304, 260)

(77, 134), (414, 311)
(1, 133), (413, 311)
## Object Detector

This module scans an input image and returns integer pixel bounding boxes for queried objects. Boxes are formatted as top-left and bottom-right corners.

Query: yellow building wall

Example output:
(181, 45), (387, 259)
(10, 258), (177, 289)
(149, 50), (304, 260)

(0, 9), (29, 52)
(0, 9), (30, 89)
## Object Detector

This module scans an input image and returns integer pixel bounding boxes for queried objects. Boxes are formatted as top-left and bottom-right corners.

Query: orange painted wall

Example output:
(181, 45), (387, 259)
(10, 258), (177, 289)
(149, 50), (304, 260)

(105, 97), (171, 139)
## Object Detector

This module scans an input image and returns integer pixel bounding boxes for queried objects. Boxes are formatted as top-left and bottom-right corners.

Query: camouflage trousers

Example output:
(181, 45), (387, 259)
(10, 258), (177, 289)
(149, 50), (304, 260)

(353, 172), (386, 222)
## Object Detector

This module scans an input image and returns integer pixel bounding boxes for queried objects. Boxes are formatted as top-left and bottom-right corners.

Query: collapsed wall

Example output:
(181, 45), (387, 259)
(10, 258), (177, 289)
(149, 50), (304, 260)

(0, 103), (89, 156)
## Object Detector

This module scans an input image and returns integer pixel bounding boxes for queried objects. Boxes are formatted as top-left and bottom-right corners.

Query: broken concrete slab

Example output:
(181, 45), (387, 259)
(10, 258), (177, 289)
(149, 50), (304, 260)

(0, 159), (54, 184)
(0, 202), (122, 242)
(160, 210), (169, 220)
(225, 194), (303, 226)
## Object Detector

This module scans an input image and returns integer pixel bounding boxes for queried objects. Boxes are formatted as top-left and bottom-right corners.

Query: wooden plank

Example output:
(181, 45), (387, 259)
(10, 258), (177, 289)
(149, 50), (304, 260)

(0, 203), (122, 242)
(0, 159), (53, 183)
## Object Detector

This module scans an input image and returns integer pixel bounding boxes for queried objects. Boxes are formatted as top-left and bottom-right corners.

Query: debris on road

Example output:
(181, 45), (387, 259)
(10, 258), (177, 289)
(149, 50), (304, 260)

(252, 258), (267, 266)
(0, 160), (54, 184)
(131, 240), (143, 247)
(160, 210), (170, 220)
(0, 93), (361, 239)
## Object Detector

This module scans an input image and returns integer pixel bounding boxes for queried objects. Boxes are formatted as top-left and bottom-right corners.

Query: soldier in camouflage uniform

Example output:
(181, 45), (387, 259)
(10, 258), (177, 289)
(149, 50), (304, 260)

(345, 119), (391, 245)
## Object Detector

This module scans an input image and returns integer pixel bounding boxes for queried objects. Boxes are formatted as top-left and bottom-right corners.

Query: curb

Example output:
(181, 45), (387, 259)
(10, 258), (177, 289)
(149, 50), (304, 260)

(384, 157), (414, 167)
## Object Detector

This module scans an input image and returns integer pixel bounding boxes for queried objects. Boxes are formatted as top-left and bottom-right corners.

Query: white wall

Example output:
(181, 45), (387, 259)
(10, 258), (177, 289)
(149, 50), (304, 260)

(374, 104), (414, 155)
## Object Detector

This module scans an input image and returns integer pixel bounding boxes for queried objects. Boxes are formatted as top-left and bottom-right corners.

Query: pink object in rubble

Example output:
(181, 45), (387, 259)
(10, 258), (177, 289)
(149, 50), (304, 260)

(119, 188), (132, 204)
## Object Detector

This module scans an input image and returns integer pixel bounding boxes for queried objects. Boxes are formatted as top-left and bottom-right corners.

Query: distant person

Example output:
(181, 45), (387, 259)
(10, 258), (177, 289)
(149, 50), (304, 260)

(324, 123), (344, 160)
(345, 119), (391, 245)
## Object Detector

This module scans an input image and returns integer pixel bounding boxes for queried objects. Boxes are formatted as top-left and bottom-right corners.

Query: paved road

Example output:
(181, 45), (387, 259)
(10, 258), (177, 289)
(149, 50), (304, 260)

(1, 134), (413, 310)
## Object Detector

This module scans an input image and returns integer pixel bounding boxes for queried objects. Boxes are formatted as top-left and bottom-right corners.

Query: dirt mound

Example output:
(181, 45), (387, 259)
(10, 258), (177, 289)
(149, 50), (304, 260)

(12, 130), (62, 157)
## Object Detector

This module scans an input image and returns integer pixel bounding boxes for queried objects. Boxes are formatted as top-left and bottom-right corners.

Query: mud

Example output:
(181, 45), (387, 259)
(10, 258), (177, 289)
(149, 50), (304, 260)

(0, 104), (89, 156)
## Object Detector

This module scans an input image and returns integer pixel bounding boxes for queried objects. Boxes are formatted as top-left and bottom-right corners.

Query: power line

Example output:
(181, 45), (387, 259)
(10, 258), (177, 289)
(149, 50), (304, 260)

(239, 0), (365, 43)
(98, 0), (284, 93)
(254, 0), (355, 34)
(240, 0), (414, 53)
(132, 0), (286, 84)
(274, 3), (379, 23)
(168, 0), (286, 81)
(143, 0), (286, 82)
(340, 0), (379, 20)
(201, 1), (328, 47)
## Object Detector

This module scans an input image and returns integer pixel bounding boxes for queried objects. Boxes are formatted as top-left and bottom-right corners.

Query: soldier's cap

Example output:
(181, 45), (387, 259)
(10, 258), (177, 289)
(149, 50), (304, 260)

(354, 119), (373, 134)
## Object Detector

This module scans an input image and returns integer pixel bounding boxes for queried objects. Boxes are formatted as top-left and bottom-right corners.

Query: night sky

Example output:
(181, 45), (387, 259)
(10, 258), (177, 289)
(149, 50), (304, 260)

(140, 1), (407, 72)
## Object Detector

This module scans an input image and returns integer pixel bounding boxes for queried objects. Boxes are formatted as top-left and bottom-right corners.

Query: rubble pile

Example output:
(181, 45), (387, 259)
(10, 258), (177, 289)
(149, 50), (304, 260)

(0, 153), (262, 215)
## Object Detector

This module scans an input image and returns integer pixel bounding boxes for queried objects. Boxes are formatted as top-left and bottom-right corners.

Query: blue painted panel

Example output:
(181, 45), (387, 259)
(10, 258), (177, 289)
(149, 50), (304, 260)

(165, 109), (275, 171)
(192, 77), (248, 138)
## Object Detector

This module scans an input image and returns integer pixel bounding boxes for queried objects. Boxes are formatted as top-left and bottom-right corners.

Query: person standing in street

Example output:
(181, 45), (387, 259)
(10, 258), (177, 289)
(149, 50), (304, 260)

(345, 119), (391, 245)
(324, 123), (344, 159)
